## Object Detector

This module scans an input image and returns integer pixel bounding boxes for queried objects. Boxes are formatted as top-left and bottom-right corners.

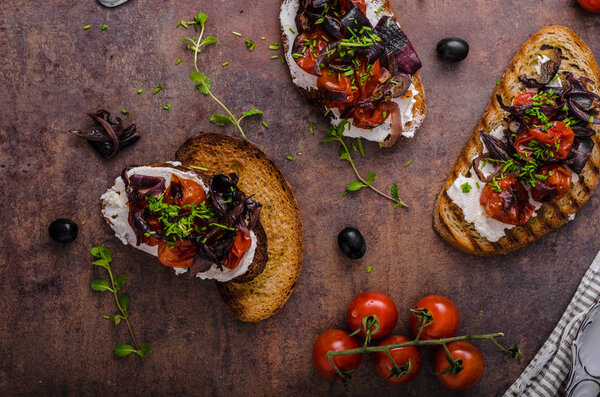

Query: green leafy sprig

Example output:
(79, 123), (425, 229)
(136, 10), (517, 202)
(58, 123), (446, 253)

(178, 12), (263, 141)
(322, 120), (407, 209)
(90, 246), (150, 359)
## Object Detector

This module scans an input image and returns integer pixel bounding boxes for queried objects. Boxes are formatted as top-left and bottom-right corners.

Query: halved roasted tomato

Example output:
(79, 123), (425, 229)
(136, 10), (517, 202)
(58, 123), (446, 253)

(480, 176), (536, 225)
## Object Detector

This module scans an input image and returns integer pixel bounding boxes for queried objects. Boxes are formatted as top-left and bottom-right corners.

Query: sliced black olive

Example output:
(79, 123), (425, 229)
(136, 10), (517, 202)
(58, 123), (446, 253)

(49, 219), (78, 243)
(338, 227), (366, 259)
(436, 37), (469, 62)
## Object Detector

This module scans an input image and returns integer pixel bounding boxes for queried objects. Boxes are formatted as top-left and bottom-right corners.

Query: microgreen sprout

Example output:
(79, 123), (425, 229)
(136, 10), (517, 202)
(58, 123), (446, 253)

(90, 246), (150, 359)
(321, 120), (406, 209)
(179, 11), (264, 141)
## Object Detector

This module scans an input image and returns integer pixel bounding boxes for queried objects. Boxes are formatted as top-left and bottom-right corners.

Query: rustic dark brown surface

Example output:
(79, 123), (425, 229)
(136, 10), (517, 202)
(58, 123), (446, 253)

(1, 0), (600, 396)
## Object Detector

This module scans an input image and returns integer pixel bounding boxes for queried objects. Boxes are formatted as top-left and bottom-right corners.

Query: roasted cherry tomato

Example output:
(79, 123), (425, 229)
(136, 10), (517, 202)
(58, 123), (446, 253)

(410, 295), (459, 340)
(224, 231), (252, 270)
(158, 240), (197, 268)
(531, 164), (572, 202)
(434, 342), (485, 391)
(339, 0), (367, 13)
(355, 59), (382, 101)
(350, 102), (391, 128)
(577, 0), (600, 13)
(512, 92), (538, 106)
(317, 67), (359, 109)
(373, 335), (422, 385)
(294, 30), (330, 75)
(163, 175), (207, 206)
(480, 176), (536, 225)
(347, 292), (398, 340)
(312, 330), (362, 381)
(514, 121), (575, 160)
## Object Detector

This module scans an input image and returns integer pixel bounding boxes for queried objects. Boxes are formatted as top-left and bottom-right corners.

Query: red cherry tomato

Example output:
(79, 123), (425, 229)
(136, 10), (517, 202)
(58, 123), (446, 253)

(434, 342), (485, 391)
(312, 330), (362, 381)
(294, 30), (330, 75)
(514, 121), (575, 160)
(480, 176), (536, 225)
(512, 92), (538, 106)
(530, 164), (572, 202)
(347, 292), (398, 340)
(163, 174), (207, 206)
(350, 102), (391, 128)
(158, 240), (197, 268)
(224, 231), (252, 270)
(410, 295), (459, 340)
(355, 59), (382, 101)
(577, 0), (600, 13)
(373, 335), (422, 385)
(317, 67), (359, 109)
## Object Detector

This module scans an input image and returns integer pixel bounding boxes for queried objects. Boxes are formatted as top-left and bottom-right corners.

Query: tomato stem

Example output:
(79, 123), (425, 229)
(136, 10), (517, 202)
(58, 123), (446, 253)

(326, 332), (504, 380)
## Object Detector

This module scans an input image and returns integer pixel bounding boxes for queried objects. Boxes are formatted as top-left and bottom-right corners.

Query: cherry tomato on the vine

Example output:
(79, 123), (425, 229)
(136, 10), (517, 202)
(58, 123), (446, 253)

(347, 292), (398, 340)
(410, 295), (459, 340)
(372, 335), (422, 385)
(577, 0), (600, 13)
(312, 330), (362, 381)
(434, 341), (485, 391)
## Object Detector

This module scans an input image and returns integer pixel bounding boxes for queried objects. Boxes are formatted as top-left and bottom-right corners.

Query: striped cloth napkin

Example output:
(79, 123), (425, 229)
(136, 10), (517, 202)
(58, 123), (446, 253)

(503, 251), (600, 397)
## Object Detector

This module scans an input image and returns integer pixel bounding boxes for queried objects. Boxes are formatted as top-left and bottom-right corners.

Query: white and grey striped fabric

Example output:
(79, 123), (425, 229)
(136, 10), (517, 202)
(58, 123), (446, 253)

(503, 251), (600, 397)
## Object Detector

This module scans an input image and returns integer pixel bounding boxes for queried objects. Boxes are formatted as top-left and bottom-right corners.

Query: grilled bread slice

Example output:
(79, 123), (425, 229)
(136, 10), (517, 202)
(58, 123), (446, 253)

(280, 0), (426, 146)
(434, 25), (600, 256)
(176, 133), (304, 322)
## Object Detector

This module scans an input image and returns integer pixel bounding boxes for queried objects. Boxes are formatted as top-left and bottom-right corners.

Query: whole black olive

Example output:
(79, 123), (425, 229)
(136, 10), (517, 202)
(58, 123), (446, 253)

(337, 227), (366, 259)
(49, 218), (78, 243)
(437, 37), (469, 62)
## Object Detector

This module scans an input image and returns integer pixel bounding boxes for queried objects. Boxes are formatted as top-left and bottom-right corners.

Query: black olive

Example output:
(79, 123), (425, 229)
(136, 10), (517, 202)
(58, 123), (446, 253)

(437, 37), (469, 62)
(337, 227), (366, 259)
(49, 218), (78, 243)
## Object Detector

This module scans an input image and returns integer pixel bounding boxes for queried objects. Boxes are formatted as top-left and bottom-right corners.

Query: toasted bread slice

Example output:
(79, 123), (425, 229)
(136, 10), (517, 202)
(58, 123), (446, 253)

(280, 0), (426, 146)
(434, 26), (600, 256)
(176, 133), (304, 322)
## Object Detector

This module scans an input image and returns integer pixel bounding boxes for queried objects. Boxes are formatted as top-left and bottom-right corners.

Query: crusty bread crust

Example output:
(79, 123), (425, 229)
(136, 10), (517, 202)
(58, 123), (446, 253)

(175, 133), (304, 322)
(280, 0), (426, 146)
(434, 26), (600, 256)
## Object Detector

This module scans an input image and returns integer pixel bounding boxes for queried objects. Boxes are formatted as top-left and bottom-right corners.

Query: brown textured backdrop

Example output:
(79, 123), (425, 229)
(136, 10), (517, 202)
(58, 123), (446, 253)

(1, 0), (600, 395)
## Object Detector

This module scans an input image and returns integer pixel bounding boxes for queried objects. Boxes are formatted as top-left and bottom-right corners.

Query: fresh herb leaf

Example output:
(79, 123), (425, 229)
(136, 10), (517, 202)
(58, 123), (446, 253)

(190, 72), (211, 94)
(175, 58), (182, 65)
(241, 108), (263, 118)
(461, 182), (472, 193)
(210, 113), (233, 126)
(136, 342), (151, 357)
(119, 294), (130, 312)
(244, 39), (256, 51)
(356, 138), (365, 158)
(101, 24), (108, 30)
(346, 181), (366, 191)
(202, 36), (218, 46)
(91, 279), (111, 292)
(366, 172), (377, 185)
(391, 184), (400, 201)
(113, 344), (135, 357)
(286, 156), (294, 161)
(114, 274), (126, 291)
(309, 122), (315, 136)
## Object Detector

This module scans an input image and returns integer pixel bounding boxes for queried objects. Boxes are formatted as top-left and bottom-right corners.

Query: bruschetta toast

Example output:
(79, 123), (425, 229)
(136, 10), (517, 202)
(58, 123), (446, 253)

(280, 0), (426, 147)
(434, 26), (600, 256)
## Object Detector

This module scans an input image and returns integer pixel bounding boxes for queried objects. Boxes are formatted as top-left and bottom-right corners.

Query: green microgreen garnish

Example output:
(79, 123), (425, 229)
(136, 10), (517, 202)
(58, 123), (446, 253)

(137, 88), (143, 94)
(262, 121), (269, 128)
(269, 42), (280, 50)
(83, 25), (91, 30)
(152, 83), (163, 95)
(309, 122), (315, 136)
(245, 39), (256, 51)
(101, 24), (108, 30)
(147, 193), (214, 243)
(90, 246), (150, 359)
(461, 182), (472, 193)
(179, 12), (264, 141)
(120, 109), (129, 115)
(366, 265), (373, 273)
(321, 120), (406, 209)
(286, 156), (294, 161)
(176, 58), (182, 65)
(221, 61), (229, 67)
(163, 103), (171, 110)
(404, 160), (413, 167)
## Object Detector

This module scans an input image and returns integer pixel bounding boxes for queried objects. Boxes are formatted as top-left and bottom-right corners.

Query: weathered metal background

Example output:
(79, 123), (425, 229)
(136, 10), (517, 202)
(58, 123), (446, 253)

(1, 0), (599, 395)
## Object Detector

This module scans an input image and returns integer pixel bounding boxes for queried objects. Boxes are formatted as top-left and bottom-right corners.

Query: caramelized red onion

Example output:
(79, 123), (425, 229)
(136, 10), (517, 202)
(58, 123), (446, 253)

(518, 48), (562, 88)
(380, 101), (403, 148)
(374, 16), (422, 75)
